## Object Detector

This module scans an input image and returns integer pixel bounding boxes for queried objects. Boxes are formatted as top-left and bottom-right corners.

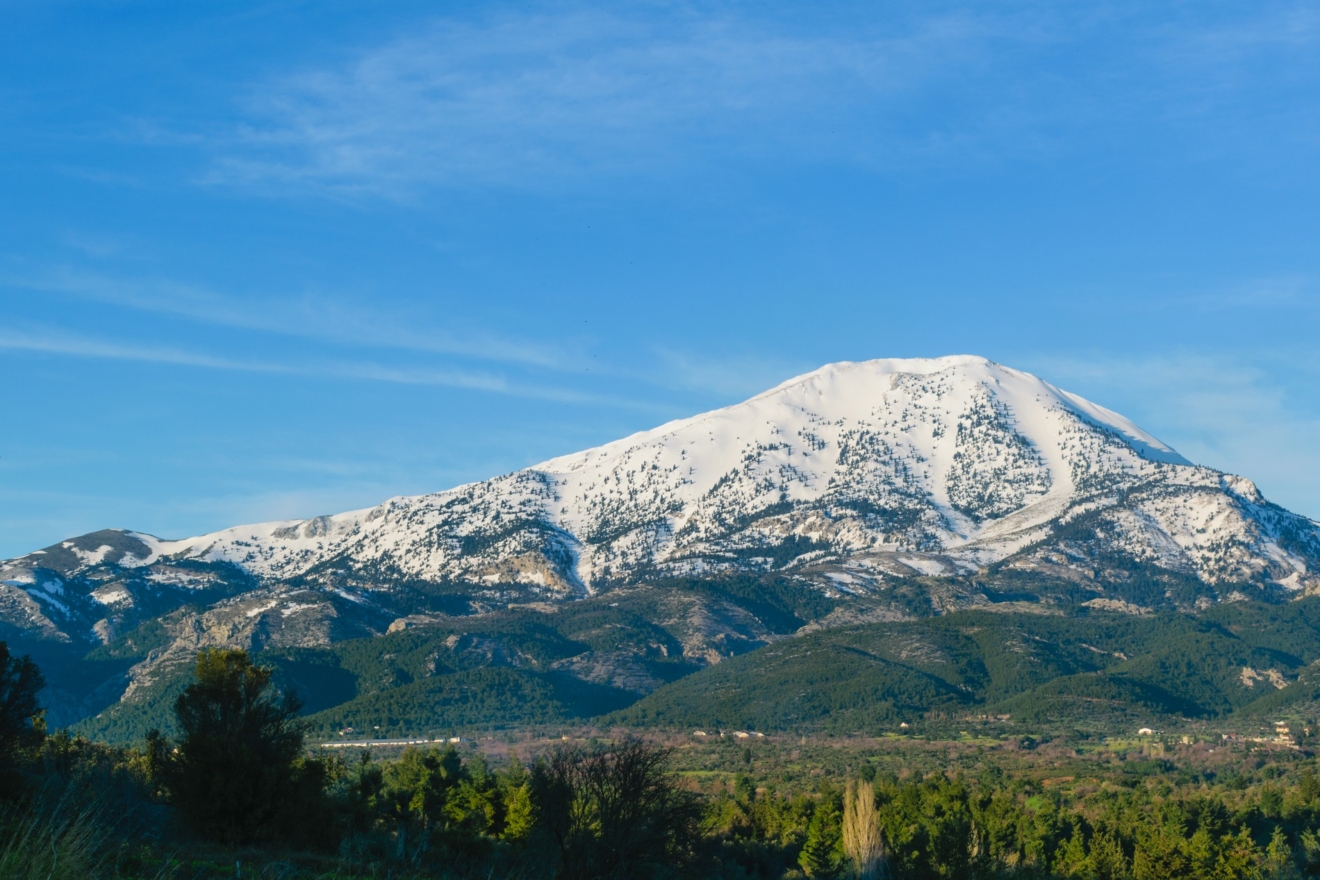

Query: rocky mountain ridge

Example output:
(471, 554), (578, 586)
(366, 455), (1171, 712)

(3, 355), (1319, 730)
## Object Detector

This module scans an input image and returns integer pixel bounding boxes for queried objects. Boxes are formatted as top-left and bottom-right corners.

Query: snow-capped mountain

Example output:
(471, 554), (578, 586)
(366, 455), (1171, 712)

(5, 355), (1320, 649)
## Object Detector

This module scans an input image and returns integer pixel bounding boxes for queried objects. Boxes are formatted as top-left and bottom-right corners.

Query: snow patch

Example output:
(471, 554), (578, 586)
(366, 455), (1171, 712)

(28, 591), (69, 613)
(4, 355), (1316, 599)
(245, 600), (279, 618)
(334, 589), (368, 604)
(899, 557), (947, 576)
(280, 602), (320, 617)
(68, 544), (117, 566)
(93, 590), (131, 605)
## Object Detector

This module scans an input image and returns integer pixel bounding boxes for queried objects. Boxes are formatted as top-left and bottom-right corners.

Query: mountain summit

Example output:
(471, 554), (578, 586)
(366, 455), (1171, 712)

(5, 353), (1314, 733)
(4, 355), (1319, 650)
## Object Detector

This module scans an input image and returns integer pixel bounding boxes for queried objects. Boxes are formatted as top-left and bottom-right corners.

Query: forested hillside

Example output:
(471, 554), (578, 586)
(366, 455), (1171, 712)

(68, 595), (1320, 744)
(8, 357), (1320, 738)
(618, 600), (1320, 733)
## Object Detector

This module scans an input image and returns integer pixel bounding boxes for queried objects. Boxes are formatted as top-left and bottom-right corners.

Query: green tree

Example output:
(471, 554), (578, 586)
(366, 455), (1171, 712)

(444, 768), (499, 837)
(1215, 828), (1263, 880)
(1297, 829), (1320, 876)
(800, 796), (842, 879)
(499, 756), (535, 841)
(149, 648), (321, 845)
(1086, 832), (1131, 880)
(1266, 826), (1298, 880)
(337, 749), (384, 836)
(0, 642), (44, 771)
(1053, 826), (1088, 877)
(1133, 827), (1189, 880)
(1301, 769), (1320, 805)
(503, 781), (535, 841)
(382, 744), (464, 832)
(1187, 828), (1217, 880)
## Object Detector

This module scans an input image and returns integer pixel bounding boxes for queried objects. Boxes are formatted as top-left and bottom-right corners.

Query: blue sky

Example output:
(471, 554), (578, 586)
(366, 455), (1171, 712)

(3, 1), (1319, 557)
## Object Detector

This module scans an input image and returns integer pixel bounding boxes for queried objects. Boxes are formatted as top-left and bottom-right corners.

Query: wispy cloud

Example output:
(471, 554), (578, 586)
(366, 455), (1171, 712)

(1194, 274), (1318, 310)
(15, 267), (582, 370)
(1156, 5), (1320, 77)
(10, 267), (845, 405)
(60, 231), (131, 260)
(206, 7), (1011, 195)
(1135, 6), (1320, 153)
(0, 326), (295, 373)
(193, 4), (1320, 197)
(0, 325), (656, 409)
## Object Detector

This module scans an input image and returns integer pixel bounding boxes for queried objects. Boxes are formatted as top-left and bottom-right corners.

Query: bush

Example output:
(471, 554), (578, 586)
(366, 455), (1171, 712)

(531, 738), (702, 880)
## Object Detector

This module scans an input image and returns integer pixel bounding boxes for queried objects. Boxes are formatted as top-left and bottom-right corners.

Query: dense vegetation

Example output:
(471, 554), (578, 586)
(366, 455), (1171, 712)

(5, 645), (711, 878)
(9, 641), (1320, 876)
(72, 577), (813, 743)
(70, 597), (1320, 746)
(619, 600), (1320, 733)
(17, 589), (1320, 878)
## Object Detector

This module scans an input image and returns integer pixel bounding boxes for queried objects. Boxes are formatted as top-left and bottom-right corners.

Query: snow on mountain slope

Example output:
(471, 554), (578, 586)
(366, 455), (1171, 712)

(4, 355), (1319, 647)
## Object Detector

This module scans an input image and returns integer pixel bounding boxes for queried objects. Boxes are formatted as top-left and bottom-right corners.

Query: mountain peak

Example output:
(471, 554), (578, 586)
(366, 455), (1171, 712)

(4, 355), (1318, 654)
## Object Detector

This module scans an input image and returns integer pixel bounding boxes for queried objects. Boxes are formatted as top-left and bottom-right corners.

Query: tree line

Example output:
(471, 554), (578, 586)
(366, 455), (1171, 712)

(7, 640), (1320, 877)
(1, 643), (702, 878)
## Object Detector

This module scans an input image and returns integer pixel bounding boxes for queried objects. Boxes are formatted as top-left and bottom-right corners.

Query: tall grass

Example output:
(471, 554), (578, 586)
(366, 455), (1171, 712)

(0, 797), (113, 880)
(0, 756), (169, 880)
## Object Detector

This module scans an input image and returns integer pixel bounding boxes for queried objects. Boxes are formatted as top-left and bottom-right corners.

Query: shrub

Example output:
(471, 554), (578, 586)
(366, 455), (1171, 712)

(532, 738), (701, 880)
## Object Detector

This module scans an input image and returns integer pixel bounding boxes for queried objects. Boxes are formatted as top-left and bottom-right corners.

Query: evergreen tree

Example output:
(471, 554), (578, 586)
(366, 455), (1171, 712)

(1052, 826), (1087, 877)
(1266, 826), (1298, 880)
(1301, 769), (1320, 805)
(149, 648), (320, 845)
(1087, 832), (1131, 880)
(0, 642), (44, 770)
(1132, 828), (1188, 880)
(503, 781), (535, 841)
(383, 744), (464, 829)
(1298, 830), (1320, 876)
(1214, 828), (1263, 880)
(340, 749), (384, 836)
(1186, 827), (1217, 879)
(800, 796), (843, 879)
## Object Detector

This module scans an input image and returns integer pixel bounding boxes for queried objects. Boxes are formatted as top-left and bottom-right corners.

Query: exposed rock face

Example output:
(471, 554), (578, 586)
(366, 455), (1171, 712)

(3, 356), (1318, 728)
(7, 357), (1320, 645)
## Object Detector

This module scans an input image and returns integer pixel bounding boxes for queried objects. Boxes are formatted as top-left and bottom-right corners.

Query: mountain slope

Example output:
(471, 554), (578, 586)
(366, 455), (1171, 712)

(613, 601), (1320, 733)
(7, 357), (1317, 639)
(3, 354), (1319, 732)
(139, 355), (1320, 596)
(71, 578), (831, 742)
